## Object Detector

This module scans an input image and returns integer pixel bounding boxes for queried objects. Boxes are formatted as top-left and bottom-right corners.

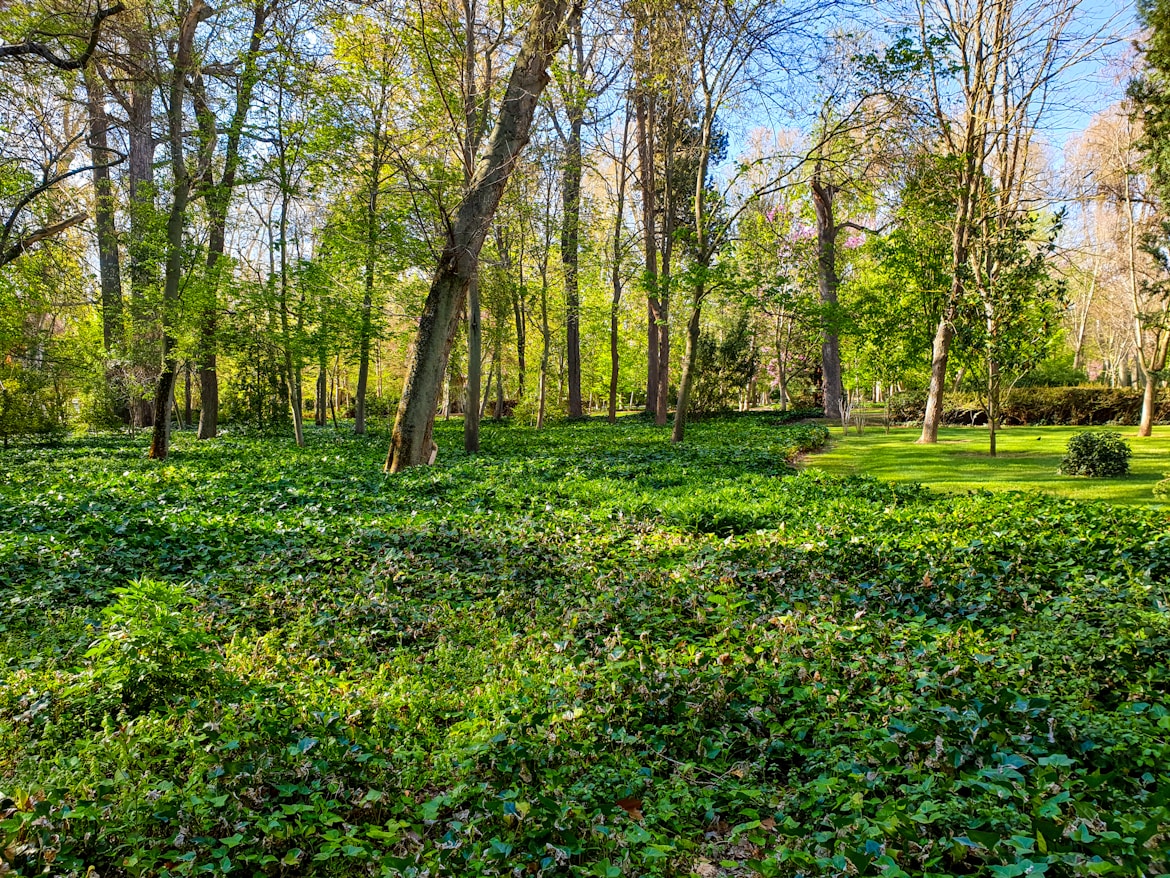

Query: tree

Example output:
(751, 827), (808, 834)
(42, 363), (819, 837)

(910, 0), (1101, 444)
(386, 0), (571, 472)
(190, 0), (276, 440)
(668, 0), (831, 444)
(148, 0), (212, 460)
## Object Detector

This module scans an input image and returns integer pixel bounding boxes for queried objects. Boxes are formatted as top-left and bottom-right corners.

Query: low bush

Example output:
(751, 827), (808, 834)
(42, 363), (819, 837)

(1058, 430), (1132, 477)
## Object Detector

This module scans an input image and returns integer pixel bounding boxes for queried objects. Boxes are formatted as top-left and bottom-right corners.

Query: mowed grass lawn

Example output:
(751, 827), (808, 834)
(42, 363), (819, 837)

(804, 423), (1170, 506)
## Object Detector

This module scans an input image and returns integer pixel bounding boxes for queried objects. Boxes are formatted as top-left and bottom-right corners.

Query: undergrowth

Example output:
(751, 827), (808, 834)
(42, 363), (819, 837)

(0, 415), (1167, 877)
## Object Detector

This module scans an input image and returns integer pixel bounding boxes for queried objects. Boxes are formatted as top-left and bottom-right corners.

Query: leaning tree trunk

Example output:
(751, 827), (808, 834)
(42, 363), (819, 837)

(920, 165), (977, 444)
(1139, 373), (1157, 437)
(386, 0), (571, 471)
(920, 310), (955, 444)
(149, 0), (207, 459)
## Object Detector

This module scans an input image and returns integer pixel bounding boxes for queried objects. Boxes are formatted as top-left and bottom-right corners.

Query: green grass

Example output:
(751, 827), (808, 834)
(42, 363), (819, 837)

(804, 424), (1170, 506)
(0, 415), (1167, 877)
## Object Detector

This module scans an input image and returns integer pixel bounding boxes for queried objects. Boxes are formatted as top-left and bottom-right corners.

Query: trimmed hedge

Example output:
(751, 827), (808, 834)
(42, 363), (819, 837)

(888, 386), (1170, 427)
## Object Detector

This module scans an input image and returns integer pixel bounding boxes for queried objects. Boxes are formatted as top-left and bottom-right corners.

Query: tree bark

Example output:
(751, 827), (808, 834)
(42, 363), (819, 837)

(810, 174), (842, 421)
(465, 274), (482, 450)
(608, 108), (631, 424)
(561, 3), (584, 418)
(149, 0), (208, 459)
(635, 92), (660, 416)
(1140, 373), (1156, 437)
(127, 30), (158, 429)
(84, 66), (123, 353)
(355, 146), (381, 435)
(386, 0), (570, 471)
(671, 300), (702, 443)
(193, 0), (267, 440)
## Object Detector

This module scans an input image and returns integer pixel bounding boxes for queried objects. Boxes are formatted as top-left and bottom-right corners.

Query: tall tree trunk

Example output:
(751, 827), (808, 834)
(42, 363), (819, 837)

(921, 310), (955, 443)
(316, 355), (327, 426)
(465, 275), (482, 450)
(355, 149), (381, 435)
(192, 1), (266, 440)
(537, 267), (551, 428)
(655, 226), (671, 426)
(608, 107), (631, 424)
(810, 174), (842, 421)
(1140, 373), (1157, 437)
(562, 3), (584, 418)
(494, 340), (505, 419)
(920, 133), (980, 444)
(85, 66), (123, 354)
(127, 33), (157, 429)
(654, 106), (675, 428)
(278, 196), (304, 447)
(513, 285), (527, 399)
(386, 0), (571, 471)
(635, 93), (660, 415)
(149, 0), (208, 459)
(184, 362), (192, 425)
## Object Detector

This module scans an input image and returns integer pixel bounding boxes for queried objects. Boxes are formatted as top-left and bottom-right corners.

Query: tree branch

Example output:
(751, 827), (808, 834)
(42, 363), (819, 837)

(0, 3), (126, 70)
(0, 213), (87, 267)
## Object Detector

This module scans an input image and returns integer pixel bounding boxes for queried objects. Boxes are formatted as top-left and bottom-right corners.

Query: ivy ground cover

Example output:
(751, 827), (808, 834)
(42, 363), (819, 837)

(0, 414), (1168, 877)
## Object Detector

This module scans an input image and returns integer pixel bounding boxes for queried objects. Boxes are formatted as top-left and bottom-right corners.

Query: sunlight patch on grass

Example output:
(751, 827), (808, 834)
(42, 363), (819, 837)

(803, 424), (1170, 506)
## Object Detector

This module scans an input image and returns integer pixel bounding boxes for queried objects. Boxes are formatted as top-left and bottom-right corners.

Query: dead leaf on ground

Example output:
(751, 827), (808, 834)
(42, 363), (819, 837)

(615, 797), (643, 821)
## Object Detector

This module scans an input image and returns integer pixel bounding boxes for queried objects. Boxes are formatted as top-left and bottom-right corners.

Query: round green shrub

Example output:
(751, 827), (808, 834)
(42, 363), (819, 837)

(1154, 474), (1170, 497)
(1058, 430), (1132, 477)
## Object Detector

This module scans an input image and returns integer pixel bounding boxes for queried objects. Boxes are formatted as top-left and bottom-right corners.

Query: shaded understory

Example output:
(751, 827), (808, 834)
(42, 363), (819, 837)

(1, 414), (1167, 877)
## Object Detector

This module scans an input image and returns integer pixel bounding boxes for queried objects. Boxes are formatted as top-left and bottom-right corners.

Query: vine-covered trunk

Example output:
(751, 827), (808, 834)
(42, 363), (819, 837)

(386, 0), (570, 471)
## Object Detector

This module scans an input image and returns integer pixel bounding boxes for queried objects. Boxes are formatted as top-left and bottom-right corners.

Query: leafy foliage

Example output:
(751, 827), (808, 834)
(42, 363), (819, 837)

(0, 417), (1168, 876)
(1058, 431), (1133, 477)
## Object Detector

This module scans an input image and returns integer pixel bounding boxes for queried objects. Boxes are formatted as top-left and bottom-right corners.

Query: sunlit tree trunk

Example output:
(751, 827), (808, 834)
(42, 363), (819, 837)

(84, 67), (123, 354)
(387, 0), (571, 471)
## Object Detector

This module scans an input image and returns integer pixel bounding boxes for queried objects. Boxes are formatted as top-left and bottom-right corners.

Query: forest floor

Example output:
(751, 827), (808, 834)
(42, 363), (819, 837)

(1, 414), (1167, 877)
(805, 424), (1170, 506)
